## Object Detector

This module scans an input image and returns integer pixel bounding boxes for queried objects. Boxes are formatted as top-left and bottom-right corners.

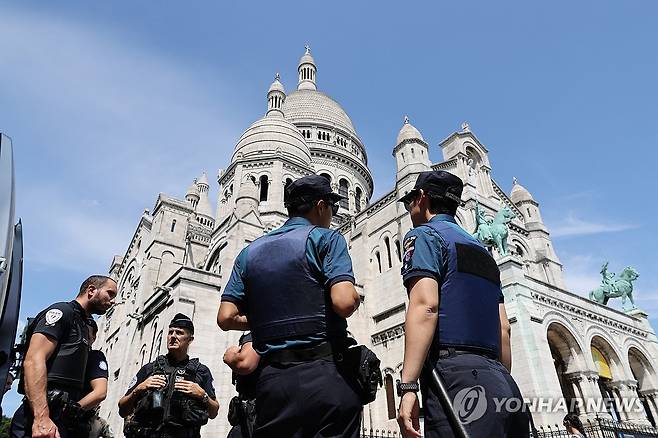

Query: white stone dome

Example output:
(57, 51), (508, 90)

(232, 116), (312, 167)
(268, 75), (285, 94)
(396, 117), (424, 145)
(282, 90), (357, 137)
(511, 179), (535, 204)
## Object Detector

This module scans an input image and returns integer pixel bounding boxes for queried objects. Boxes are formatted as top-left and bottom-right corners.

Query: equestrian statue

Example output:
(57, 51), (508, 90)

(473, 201), (516, 256)
(589, 262), (640, 312)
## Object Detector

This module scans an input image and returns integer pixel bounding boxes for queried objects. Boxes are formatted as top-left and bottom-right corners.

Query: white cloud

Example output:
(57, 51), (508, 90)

(549, 213), (638, 238)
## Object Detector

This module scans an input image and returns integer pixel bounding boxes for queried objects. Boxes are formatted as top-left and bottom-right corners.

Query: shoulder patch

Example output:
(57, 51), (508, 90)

(99, 361), (108, 371)
(45, 309), (63, 326)
(402, 235), (417, 271)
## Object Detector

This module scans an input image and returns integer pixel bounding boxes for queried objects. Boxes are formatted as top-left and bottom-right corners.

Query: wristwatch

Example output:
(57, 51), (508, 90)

(201, 392), (209, 405)
(396, 379), (420, 397)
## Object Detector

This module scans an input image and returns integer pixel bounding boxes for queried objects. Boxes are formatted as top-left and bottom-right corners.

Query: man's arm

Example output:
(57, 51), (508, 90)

(118, 372), (165, 418)
(329, 281), (360, 318)
(223, 341), (260, 375)
(77, 378), (107, 410)
(23, 333), (59, 438)
(205, 394), (220, 419)
(217, 302), (249, 331)
(397, 277), (439, 438)
(499, 303), (512, 372)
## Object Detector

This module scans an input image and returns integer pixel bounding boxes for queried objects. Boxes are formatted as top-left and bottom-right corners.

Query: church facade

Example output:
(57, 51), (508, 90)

(95, 48), (658, 436)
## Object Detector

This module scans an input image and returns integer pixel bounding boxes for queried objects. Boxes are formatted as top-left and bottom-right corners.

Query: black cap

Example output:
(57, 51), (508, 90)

(398, 171), (464, 205)
(284, 175), (345, 207)
(169, 313), (194, 334)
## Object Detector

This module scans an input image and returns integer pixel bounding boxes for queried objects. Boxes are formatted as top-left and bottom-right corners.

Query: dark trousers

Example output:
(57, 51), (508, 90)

(253, 358), (362, 438)
(10, 403), (73, 438)
(421, 353), (530, 438)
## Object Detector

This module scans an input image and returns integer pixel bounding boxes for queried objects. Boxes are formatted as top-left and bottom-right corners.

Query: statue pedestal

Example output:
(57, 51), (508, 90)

(498, 255), (525, 284)
(627, 308), (648, 319)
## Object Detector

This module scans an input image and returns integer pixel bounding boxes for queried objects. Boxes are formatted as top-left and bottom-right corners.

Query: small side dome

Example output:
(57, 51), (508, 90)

(268, 73), (285, 94)
(186, 181), (199, 198)
(510, 177), (535, 204)
(396, 115), (425, 145)
(232, 117), (312, 168)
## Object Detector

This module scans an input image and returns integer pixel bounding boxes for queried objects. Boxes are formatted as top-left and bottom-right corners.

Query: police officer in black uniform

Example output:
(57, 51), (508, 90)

(223, 332), (260, 438)
(395, 171), (529, 438)
(10, 275), (118, 438)
(218, 174), (363, 438)
(79, 320), (113, 438)
(118, 314), (219, 438)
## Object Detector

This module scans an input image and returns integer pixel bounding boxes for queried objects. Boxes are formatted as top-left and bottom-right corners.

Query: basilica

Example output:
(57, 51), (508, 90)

(95, 48), (658, 436)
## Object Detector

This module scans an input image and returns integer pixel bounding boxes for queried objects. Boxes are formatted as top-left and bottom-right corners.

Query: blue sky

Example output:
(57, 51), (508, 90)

(2, 1), (657, 414)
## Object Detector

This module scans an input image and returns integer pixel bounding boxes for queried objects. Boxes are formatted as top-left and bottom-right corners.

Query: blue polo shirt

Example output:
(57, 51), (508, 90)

(222, 216), (355, 354)
(401, 214), (504, 303)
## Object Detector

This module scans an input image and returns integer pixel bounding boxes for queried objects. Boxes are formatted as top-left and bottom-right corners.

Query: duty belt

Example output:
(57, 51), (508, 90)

(263, 342), (334, 365)
(434, 347), (497, 360)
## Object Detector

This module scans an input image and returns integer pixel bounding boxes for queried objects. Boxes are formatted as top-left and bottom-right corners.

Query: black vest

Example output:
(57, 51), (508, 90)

(19, 302), (89, 396)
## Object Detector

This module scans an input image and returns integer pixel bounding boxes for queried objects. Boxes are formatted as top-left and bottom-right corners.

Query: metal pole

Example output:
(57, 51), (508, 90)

(424, 360), (470, 438)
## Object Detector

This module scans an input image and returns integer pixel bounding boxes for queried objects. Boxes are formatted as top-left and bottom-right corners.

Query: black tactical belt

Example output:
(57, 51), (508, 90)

(263, 341), (334, 365)
(435, 347), (497, 360)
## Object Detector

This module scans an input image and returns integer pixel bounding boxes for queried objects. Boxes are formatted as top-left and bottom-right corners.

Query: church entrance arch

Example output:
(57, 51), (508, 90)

(629, 347), (658, 426)
(590, 336), (623, 421)
(547, 322), (585, 413)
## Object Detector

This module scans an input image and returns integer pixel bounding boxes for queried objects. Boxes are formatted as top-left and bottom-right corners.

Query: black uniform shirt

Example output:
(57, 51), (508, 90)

(83, 350), (109, 395)
(32, 300), (91, 345)
(125, 354), (216, 399)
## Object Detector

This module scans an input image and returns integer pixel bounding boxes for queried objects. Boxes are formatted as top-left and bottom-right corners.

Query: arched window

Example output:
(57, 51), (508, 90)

(395, 240), (402, 262)
(411, 147), (415, 158)
(375, 252), (382, 274)
(355, 187), (362, 213)
(170, 219), (176, 232)
(385, 374), (396, 420)
(339, 179), (349, 209)
(384, 237), (392, 268)
(284, 178), (293, 204)
(259, 175), (269, 202)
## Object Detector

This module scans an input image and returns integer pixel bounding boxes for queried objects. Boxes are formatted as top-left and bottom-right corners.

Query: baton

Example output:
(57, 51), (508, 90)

(424, 360), (470, 438)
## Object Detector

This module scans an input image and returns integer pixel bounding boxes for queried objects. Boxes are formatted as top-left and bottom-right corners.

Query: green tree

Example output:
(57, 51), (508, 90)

(0, 415), (11, 438)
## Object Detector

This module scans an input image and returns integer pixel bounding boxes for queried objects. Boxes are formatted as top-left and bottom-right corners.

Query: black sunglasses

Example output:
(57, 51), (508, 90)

(324, 199), (339, 215)
(402, 190), (420, 208)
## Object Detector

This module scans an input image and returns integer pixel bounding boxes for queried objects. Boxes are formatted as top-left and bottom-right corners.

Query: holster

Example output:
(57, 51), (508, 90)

(334, 340), (383, 405)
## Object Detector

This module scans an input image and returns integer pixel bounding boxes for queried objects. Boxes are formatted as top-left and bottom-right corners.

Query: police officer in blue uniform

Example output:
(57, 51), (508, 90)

(218, 174), (362, 438)
(11, 275), (117, 438)
(395, 171), (529, 438)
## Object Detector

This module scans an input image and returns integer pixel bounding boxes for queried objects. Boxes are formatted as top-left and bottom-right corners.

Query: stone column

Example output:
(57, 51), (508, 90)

(640, 390), (658, 426)
(579, 371), (612, 421)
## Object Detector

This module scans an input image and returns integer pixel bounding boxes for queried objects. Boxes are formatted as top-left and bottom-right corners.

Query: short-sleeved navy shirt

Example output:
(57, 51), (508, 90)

(125, 354), (216, 400)
(221, 217), (355, 354)
(83, 350), (108, 394)
(31, 301), (92, 344)
(401, 214), (504, 303)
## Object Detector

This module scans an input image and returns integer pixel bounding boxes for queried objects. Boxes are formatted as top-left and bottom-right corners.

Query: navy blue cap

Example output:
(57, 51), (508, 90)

(169, 313), (194, 334)
(284, 175), (345, 206)
(399, 171), (464, 205)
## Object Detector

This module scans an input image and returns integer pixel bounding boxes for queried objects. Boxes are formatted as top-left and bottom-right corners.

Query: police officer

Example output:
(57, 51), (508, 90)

(118, 314), (219, 438)
(395, 171), (529, 438)
(10, 275), (118, 438)
(223, 332), (260, 438)
(79, 320), (113, 438)
(217, 174), (362, 438)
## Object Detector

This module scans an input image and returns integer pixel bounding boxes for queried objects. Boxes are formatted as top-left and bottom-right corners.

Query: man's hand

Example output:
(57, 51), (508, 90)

(135, 375), (166, 395)
(397, 392), (421, 438)
(32, 415), (60, 438)
(174, 381), (206, 400)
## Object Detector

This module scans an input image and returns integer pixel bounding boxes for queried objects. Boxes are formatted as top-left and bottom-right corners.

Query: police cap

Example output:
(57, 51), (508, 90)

(399, 171), (464, 205)
(284, 175), (345, 207)
(169, 313), (194, 334)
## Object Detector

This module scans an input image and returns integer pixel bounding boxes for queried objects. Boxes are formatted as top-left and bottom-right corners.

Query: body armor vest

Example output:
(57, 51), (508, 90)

(18, 302), (89, 396)
(423, 219), (502, 358)
(141, 355), (208, 428)
(244, 225), (347, 351)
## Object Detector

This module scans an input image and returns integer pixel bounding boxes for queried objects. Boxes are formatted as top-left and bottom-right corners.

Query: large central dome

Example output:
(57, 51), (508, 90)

(282, 90), (357, 138)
